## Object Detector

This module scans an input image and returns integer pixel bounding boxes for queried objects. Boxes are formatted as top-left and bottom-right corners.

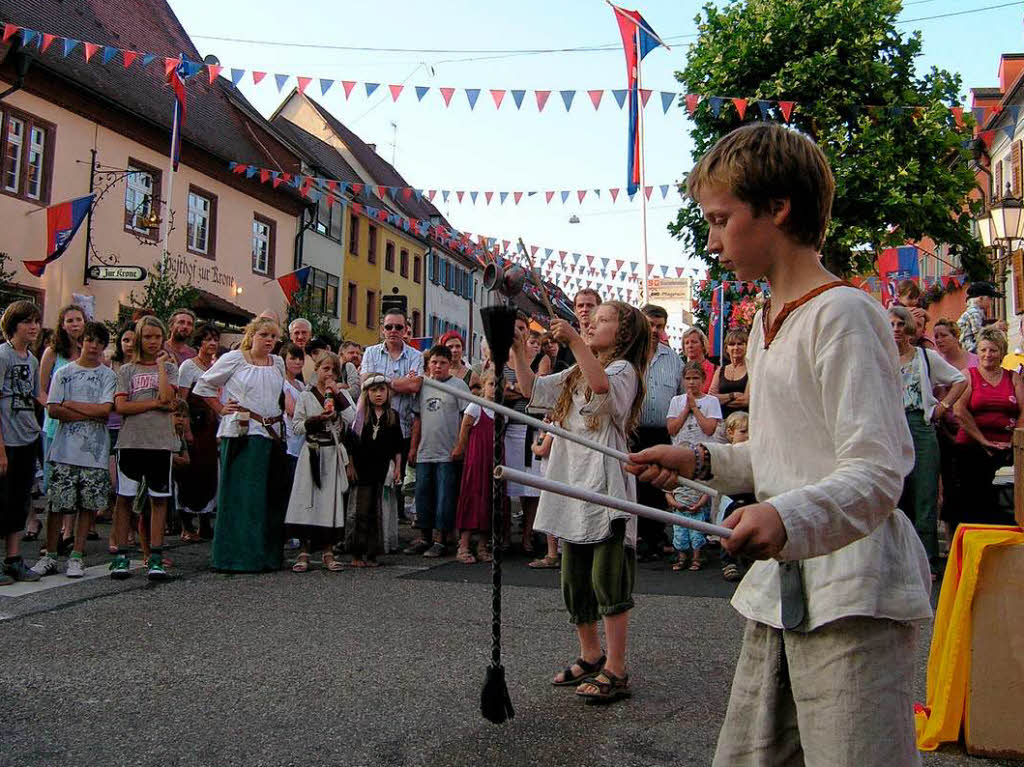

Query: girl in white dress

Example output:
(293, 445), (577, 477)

(285, 353), (355, 572)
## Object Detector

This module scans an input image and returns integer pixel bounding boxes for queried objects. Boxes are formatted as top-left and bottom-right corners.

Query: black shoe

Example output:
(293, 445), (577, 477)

(4, 557), (41, 583)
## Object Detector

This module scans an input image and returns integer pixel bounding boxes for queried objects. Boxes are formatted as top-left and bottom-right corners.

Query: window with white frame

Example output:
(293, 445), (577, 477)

(1, 107), (55, 204)
(4, 116), (23, 193)
(26, 126), (45, 200)
(125, 164), (157, 235)
(252, 216), (273, 275)
(187, 190), (212, 255)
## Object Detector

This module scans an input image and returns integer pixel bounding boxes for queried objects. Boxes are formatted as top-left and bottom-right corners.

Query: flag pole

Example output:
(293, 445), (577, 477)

(636, 25), (650, 305)
(159, 97), (179, 270)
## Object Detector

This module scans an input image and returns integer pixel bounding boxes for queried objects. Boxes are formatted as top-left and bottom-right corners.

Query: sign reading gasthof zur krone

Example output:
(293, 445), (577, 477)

(87, 265), (147, 281)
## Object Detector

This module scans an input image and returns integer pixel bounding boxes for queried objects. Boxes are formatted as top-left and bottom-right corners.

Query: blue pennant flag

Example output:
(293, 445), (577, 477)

(594, 189), (601, 198)
(320, 78), (334, 95)
(660, 265), (669, 277)
(63, 38), (79, 57)
(660, 184), (669, 199)
(572, 253), (582, 264)
(21, 29), (37, 47)
(415, 86), (430, 101)
(231, 68), (245, 86)
(499, 191), (508, 205)
(274, 73), (289, 91)
(414, 189), (423, 201)
(709, 97), (724, 117)
(466, 88), (481, 109)
(365, 82), (379, 97)
(245, 166), (258, 178)
(757, 100), (772, 119)
(101, 46), (118, 64)
(601, 257), (610, 269)
(470, 191), (478, 204)
(612, 89), (628, 109)
(181, 58), (204, 79)
(661, 91), (674, 113)
(511, 90), (526, 109)
(141, 53), (156, 67)
(560, 90), (576, 111)
(630, 261), (639, 272)
(442, 190), (450, 203)
(1002, 124), (1016, 141)
(1008, 105), (1022, 124)
(561, 191), (570, 203)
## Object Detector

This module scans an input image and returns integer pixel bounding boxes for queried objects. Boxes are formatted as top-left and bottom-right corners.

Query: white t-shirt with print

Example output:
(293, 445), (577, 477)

(667, 393), (723, 446)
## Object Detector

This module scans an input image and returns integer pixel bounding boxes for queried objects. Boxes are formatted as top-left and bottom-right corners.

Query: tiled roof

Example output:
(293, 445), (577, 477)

(0, 0), (285, 167)
(269, 116), (364, 187)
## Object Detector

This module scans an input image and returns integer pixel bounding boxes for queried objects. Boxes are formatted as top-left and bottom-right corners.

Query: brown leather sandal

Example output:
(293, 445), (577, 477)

(576, 669), (631, 702)
(551, 654), (606, 686)
(292, 554), (310, 573)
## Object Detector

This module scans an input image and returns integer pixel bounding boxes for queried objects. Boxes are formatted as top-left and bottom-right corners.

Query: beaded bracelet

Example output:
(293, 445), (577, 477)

(692, 443), (712, 481)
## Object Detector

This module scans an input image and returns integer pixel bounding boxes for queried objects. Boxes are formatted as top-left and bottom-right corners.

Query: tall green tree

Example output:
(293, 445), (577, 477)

(671, 0), (987, 327)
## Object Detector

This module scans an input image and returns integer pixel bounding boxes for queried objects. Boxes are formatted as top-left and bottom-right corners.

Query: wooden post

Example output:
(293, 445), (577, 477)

(1013, 427), (1024, 527)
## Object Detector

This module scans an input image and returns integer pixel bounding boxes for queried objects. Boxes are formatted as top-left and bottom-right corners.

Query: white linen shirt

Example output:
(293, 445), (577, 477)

(193, 350), (285, 440)
(527, 360), (639, 546)
(906, 347), (966, 424)
(704, 286), (932, 631)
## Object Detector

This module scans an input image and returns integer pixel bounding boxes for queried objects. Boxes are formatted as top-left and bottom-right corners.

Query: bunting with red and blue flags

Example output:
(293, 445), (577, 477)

(609, 3), (667, 196)
(23, 194), (95, 277)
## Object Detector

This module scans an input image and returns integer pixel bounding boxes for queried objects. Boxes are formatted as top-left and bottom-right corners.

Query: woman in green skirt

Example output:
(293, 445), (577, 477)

(195, 317), (288, 572)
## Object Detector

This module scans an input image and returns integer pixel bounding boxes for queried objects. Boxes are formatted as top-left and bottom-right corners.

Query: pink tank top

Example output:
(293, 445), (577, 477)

(955, 367), (1018, 445)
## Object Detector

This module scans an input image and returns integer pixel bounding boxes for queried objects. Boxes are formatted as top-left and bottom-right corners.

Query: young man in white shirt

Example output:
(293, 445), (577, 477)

(628, 123), (931, 766)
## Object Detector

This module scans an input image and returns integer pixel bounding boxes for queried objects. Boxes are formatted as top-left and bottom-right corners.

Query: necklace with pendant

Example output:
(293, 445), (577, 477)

(371, 411), (381, 440)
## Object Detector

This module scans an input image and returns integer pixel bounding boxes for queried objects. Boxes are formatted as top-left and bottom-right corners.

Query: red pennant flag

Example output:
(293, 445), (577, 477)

(341, 80), (356, 98)
(950, 106), (964, 127)
(456, 190), (464, 203)
(732, 98), (748, 119)
(427, 190), (436, 201)
(536, 90), (551, 111)
(401, 188), (413, 200)
(232, 164), (248, 174)
(577, 190), (587, 203)
(79, 42), (100, 62)
(252, 71), (266, 85)
(40, 33), (57, 53)
(586, 255), (594, 266)
(979, 129), (996, 148)
(327, 180), (337, 195)
(389, 84), (404, 101)
(485, 191), (493, 205)
(207, 64), (223, 84)
(610, 188), (620, 202)
(778, 101), (795, 122)
(644, 186), (653, 200)
(588, 90), (604, 110)
(440, 87), (456, 106)
(676, 267), (684, 278)
(615, 259), (624, 271)
(351, 183), (363, 195)
(503, 240), (511, 251)
(685, 94), (700, 115)
(640, 89), (652, 108)
(531, 246), (539, 256)
(163, 57), (178, 77)
(513, 192), (523, 205)
(326, 194), (336, 208)
(490, 89), (506, 108)
(352, 202), (364, 215)
(272, 175), (284, 188)
(545, 191), (555, 204)
(259, 169), (270, 184)
(2, 24), (19, 43)
(647, 264), (655, 275)
(296, 76), (312, 94)
(377, 185), (388, 198)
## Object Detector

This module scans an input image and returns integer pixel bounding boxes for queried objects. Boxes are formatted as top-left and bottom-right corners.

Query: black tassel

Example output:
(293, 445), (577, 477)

(480, 664), (515, 724)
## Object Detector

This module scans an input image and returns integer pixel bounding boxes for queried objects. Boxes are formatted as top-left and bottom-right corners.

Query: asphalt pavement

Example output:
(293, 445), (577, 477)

(0, 527), (1008, 767)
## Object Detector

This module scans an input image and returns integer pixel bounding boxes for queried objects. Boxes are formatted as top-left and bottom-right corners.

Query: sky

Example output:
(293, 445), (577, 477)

(165, 0), (1024, 311)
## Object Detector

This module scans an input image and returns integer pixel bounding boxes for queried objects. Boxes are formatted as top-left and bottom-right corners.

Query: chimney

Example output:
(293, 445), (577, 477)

(999, 53), (1024, 94)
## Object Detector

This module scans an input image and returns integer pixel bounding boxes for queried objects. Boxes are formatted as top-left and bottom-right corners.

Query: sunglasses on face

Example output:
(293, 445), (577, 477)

(383, 324), (405, 331)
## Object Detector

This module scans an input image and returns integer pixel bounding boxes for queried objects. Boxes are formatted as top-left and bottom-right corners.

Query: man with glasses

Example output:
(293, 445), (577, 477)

(360, 309), (424, 479)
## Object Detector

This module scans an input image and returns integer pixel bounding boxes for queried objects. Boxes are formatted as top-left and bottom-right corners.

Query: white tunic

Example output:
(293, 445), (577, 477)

(703, 286), (932, 631)
(527, 360), (638, 546)
(193, 351), (285, 439)
(285, 389), (355, 529)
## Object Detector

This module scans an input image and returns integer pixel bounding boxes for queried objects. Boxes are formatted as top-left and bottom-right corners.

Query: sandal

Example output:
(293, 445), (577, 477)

(528, 554), (560, 569)
(403, 539), (431, 555)
(323, 552), (344, 572)
(23, 524), (41, 541)
(689, 557), (704, 571)
(552, 654), (606, 687)
(292, 554), (310, 573)
(671, 554), (690, 571)
(476, 548), (493, 563)
(722, 563), (742, 582)
(576, 669), (631, 702)
(456, 548), (477, 564)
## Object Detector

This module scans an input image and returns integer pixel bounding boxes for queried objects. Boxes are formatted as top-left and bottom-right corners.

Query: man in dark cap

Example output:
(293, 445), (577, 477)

(957, 281), (1003, 353)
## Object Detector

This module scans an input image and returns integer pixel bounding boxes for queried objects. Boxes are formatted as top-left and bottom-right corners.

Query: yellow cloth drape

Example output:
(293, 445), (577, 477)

(915, 524), (1024, 751)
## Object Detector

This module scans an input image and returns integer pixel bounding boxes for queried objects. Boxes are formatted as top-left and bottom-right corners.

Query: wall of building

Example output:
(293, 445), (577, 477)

(378, 228), (426, 336)
(298, 225), (346, 331)
(341, 211), (383, 346)
(0, 85), (296, 326)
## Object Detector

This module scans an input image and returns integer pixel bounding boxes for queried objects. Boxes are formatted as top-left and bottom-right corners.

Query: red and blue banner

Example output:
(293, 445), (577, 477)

(877, 245), (919, 307)
(276, 266), (312, 304)
(167, 54), (197, 171)
(610, 3), (667, 196)
(23, 194), (94, 277)
(410, 337), (433, 352)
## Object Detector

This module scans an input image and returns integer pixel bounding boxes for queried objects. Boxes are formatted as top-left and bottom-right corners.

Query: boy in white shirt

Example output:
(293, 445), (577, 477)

(628, 123), (930, 765)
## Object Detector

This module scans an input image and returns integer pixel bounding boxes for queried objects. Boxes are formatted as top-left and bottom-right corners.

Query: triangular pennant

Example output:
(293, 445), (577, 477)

(732, 98), (748, 119)
(365, 82), (379, 97)
(640, 89), (652, 108)
(295, 76), (312, 94)
(615, 259), (624, 271)
(514, 191), (523, 205)
(2, 24), (19, 43)
(207, 64), (223, 84)
(612, 89), (628, 109)
(426, 190), (436, 201)
(560, 90), (576, 111)
(252, 71), (267, 85)
(40, 33), (57, 53)
(164, 57), (178, 78)
(318, 78), (333, 95)
(230, 68), (245, 86)
(232, 163), (249, 175)
(971, 106), (986, 124)
(511, 90), (526, 110)
(415, 85), (430, 101)
(660, 184), (669, 199)
(685, 93), (701, 115)
(484, 191), (493, 205)
(386, 83), (403, 101)
(577, 190), (587, 203)
(342, 80), (356, 99)
(401, 188), (413, 201)
(1008, 105), (1022, 124)
(272, 173), (283, 189)
(560, 191), (570, 204)
(84, 42), (101, 62)
(19, 29), (37, 47)
(709, 96), (724, 117)
(778, 100), (795, 122)
(587, 90), (604, 110)
(499, 191), (508, 204)
(442, 190), (450, 203)
(260, 169), (271, 184)
(440, 87), (455, 106)
(545, 191), (555, 204)
(535, 90), (551, 111)
(661, 91), (675, 114)
(466, 88), (481, 109)
(610, 188), (620, 202)
(456, 190), (465, 203)
(101, 46), (119, 65)
(1002, 123), (1016, 141)
(757, 100), (771, 120)
(644, 186), (653, 200)
(490, 89), (506, 109)
(470, 191), (479, 204)
(273, 73), (289, 92)
(142, 53), (156, 67)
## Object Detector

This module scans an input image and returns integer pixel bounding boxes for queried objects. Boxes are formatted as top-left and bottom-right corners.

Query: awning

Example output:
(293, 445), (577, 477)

(193, 289), (255, 327)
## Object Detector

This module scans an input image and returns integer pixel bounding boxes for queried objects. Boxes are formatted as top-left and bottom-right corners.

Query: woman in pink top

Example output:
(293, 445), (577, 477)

(932, 318), (976, 529)
(953, 326), (1023, 527)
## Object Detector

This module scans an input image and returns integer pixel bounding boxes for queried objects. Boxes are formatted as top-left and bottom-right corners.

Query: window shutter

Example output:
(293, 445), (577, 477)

(1013, 140), (1022, 197)
(995, 159), (1004, 197)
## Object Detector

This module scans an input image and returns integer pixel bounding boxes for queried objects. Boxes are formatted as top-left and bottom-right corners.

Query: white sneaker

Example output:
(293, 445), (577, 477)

(65, 556), (85, 578)
(30, 554), (58, 577)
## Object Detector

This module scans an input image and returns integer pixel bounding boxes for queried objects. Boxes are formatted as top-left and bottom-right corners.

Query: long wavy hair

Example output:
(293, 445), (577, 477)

(548, 301), (650, 435)
(50, 304), (86, 359)
(111, 324), (136, 364)
(240, 317), (281, 352)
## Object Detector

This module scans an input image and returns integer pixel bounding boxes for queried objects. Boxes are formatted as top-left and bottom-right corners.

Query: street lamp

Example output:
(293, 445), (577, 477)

(976, 213), (993, 249)
(989, 184), (1024, 243)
